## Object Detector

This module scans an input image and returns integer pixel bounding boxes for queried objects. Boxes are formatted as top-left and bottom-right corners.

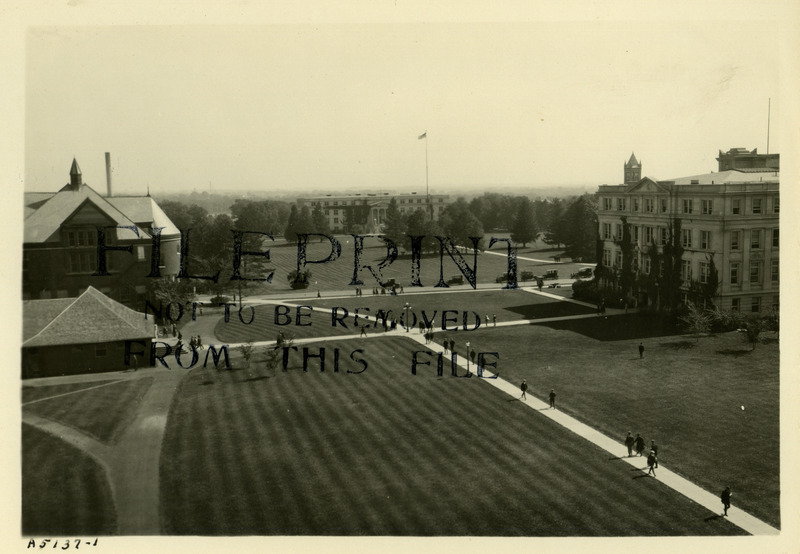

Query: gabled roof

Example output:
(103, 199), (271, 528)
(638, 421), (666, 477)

(106, 196), (180, 236)
(24, 192), (56, 218)
(24, 184), (150, 243)
(625, 176), (666, 193)
(23, 286), (152, 347)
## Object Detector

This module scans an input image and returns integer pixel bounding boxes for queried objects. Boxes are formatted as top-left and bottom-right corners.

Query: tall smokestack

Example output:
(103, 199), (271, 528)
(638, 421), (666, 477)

(105, 152), (113, 197)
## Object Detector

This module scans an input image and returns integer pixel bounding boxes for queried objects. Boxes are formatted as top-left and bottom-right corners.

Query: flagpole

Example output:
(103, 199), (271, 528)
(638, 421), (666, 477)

(425, 134), (430, 219)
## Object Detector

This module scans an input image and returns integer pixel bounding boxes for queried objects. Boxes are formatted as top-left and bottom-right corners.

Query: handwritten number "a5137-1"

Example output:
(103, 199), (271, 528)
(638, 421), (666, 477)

(27, 538), (98, 549)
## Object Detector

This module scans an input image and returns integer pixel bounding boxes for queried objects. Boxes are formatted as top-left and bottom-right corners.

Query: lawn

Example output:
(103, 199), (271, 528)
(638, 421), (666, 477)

(22, 424), (117, 535)
(456, 318), (780, 528)
(159, 336), (745, 535)
(22, 380), (120, 404)
(237, 236), (583, 295)
(23, 377), (154, 444)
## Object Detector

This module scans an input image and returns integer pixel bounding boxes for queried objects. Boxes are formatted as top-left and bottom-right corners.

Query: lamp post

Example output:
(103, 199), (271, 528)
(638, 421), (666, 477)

(404, 303), (411, 332)
(466, 341), (471, 374)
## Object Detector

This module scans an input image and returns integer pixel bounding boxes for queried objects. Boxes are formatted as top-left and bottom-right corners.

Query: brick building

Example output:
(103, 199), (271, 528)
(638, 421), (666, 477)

(596, 149), (779, 312)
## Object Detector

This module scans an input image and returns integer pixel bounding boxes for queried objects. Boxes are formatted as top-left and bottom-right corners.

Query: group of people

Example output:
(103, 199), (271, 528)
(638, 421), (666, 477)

(624, 432), (659, 476)
(483, 314), (497, 327)
(518, 380), (557, 409)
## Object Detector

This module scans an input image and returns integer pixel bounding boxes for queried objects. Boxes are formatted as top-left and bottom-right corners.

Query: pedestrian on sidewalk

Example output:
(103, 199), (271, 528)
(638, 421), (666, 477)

(492, 314), (496, 327)
(634, 433), (645, 456)
(449, 338), (455, 353)
(721, 486), (732, 516)
(650, 440), (659, 467)
(548, 389), (556, 409)
(131, 354), (139, 372)
(443, 338), (449, 354)
(520, 380), (528, 401)
(638, 342), (645, 358)
(647, 450), (657, 477)
(485, 314), (490, 327)
(625, 432), (635, 457)
(360, 326), (368, 337)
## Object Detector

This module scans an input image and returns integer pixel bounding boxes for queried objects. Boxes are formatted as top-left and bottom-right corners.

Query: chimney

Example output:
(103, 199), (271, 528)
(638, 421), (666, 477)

(105, 152), (113, 197)
(69, 158), (82, 190)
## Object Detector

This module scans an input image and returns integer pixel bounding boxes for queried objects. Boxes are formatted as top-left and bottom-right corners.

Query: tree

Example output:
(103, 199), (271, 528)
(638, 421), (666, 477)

(509, 196), (538, 248)
(616, 216), (635, 300)
(661, 218), (684, 312)
(439, 198), (484, 250)
(561, 196), (597, 262)
(703, 254), (720, 307)
(406, 209), (441, 254)
(284, 204), (299, 242)
(311, 204), (330, 235)
(383, 198), (406, 248)
(679, 302), (713, 343)
(238, 341), (254, 371)
(158, 200), (209, 231)
(742, 316), (763, 350)
(542, 199), (567, 247)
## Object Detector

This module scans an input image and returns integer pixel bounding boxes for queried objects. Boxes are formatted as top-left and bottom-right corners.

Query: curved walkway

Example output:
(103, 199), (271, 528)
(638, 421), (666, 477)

(23, 367), (186, 535)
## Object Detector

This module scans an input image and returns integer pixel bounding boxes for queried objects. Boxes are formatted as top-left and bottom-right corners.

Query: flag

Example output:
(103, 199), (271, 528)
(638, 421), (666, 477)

(418, 132), (427, 140)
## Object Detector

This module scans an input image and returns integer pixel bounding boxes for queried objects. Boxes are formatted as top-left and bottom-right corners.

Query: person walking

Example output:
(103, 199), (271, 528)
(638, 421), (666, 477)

(548, 389), (556, 409)
(449, 339), (455, 353)
(485, 314), (490, 327)
(131, 354), (139, 372)
(492, 314), (496, 327)
(520, 380), (528, 401)
(650, 440), (659, 467)
(634, 433), (646, 456)
(638, 342), (645, 358)
(624, 432), (635, 457)
(443, 338), (449, 354)
(360, 325), (368, 337)
(647, 450), (657, 477)
(721, 486), (732, 516)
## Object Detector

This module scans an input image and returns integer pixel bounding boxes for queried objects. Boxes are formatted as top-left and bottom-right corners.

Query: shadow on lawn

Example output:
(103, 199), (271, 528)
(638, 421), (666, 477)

(506, 302), (593, 320)
(716, 348), (753, 357)
(536, 313), (683, 341)
(660, 340), (697, 350)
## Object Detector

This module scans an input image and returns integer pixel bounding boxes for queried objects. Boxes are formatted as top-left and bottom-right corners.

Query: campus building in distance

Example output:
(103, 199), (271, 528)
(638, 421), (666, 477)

(597, 148), (779, 312)
(297, 191), (451, 233)
(23, 157), (181, 306)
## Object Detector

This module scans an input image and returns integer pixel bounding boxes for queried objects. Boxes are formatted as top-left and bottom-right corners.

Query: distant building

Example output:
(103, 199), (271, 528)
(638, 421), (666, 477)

(297, 191), (451, 233)
(23, 158), (181, 306)
(596, 149), (779, 312)
(624, 152), (642, 185)
(716, 147), (779, 172)
(22, 286), (154, 378)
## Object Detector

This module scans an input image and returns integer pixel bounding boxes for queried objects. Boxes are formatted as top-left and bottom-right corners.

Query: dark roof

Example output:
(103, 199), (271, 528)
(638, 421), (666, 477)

(23, 286), (152, 347)
(70, 158), (82, 176)
(626, 152), (640, 167)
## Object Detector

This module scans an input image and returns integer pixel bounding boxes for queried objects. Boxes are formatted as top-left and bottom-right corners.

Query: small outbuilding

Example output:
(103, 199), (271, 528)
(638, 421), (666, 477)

(22, 286), (153, 379)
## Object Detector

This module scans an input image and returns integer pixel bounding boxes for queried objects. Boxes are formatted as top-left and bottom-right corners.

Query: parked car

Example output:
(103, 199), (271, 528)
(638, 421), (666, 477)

(447, 275), (464, 285)
(543, 269), (559, 280)
(571, 267), (593, 279)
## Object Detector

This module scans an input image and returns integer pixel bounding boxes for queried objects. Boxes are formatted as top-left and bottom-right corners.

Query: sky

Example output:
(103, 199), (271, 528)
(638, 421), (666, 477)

(23, 17), (787, 196)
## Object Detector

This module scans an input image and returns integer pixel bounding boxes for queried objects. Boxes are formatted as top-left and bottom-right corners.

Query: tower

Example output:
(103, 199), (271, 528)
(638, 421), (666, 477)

(624, 153), (641, 185)
(69, 158), (83, 190)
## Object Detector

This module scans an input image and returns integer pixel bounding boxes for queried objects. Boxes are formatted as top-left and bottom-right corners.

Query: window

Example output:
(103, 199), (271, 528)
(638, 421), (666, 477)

(645, 198), (655, 213)
(731, 298), (740, 312)
(751, 297), (761, 313)
(731, 230), (740, 251)
(643, 257), (651, 275)
(333, 209), (338, 215)
(701, 199), (713, 215)
(645, 226), (654, 244)
(752, 198), (762, 214)
(633, 198), (640, 212)
(660, 199), (668, 213)
(323, 201), (329, 206)
(615, 224), (622, 239)
(660, 228), (668, 246)
(324, 209), (329, 215)
(66, 229), (96, 248)
(603, 198), (612, 211)
(773, 296), (779, 311)
(749, 261), (761, 284)
(681, 259), (692, 281)
(773, 196), (779, 214)
(750, 229), (762, 250)
(732, 199), (741, 215)
(136, 246), (145, 261)
(333, 201), (338, 206)
(698, 262), (709, 284)
(772, 228), (778, 248)
(617, 198), (626, 211)
(682, 199), (693, 214)
(333, 218), (339, 224)
(700, 230), (711, 250)
(615, 250), (623, 268)
(603, 249), (612, 266)
(681, 229), (692, 248)
(633, 226), (640, 244)
(602, 223), (612, 240)
(771, 260), (779, 284)
(68, 252), (95, 273)
(729, 263), (740, 285)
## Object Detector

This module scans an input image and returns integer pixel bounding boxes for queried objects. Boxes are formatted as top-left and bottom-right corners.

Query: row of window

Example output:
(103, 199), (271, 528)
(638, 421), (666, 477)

(730, 296), (779, 313)
(602, 196), (779, 215)
(602, 250), (778, 286)
(312, 197), (446, 207)
(66, 247), (147, 274)
(602, 225), (778, 251)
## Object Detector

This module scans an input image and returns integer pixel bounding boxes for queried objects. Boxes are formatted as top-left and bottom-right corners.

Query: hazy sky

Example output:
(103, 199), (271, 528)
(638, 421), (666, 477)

(24, 20), (783, 195)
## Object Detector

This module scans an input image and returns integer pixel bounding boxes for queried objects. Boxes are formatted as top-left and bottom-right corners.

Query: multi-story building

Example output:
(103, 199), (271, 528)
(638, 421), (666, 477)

(297, 191), (451, 233)
(23, 158), (181, 306)
(597, 149), (779, 312)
